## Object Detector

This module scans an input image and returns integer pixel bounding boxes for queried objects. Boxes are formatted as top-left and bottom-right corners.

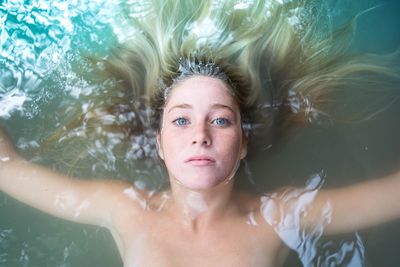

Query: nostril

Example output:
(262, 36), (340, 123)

(191, 138), (211, 146)
(191, 126), (212, 146)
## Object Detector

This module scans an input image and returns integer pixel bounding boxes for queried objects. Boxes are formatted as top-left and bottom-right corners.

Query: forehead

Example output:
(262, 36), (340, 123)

(165, 76), (237, 108)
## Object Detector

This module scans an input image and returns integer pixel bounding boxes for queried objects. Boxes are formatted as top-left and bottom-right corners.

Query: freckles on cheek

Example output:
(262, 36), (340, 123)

(159, 132), (179, 160)
(224, 130), (242, 145)
(224, 134), (243, 159)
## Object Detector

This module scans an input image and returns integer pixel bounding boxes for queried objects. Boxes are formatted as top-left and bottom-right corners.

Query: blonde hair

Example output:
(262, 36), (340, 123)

(47, 0), (399, 179)
(100, 0), (399, 125)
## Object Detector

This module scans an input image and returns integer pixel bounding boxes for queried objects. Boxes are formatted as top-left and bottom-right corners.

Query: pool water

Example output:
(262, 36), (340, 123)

(1, 0), (400, 266)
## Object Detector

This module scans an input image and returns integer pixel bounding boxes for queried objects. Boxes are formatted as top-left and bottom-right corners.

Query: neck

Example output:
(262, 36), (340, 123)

(169, 180), (236, 232)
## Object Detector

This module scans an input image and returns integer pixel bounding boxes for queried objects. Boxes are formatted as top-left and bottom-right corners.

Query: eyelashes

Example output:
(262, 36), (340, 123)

(212, 117), (230, 126)
(173, 117), (189, 126)
(172, 117), (232, 127)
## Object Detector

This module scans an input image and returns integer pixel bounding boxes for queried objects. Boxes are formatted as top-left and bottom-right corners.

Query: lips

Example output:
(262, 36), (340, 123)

(185, 155), (216, 166)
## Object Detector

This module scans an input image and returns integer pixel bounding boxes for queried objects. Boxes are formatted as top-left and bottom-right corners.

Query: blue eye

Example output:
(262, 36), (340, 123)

(213, 118), (229, 126)
(174, 117), (189, 126)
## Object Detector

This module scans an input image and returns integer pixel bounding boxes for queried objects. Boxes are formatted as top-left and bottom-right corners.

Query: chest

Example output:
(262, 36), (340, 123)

(115, 212), (286, 267)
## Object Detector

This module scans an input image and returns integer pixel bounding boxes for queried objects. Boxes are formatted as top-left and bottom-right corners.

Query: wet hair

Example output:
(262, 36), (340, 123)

(49, 0), (400, 177)
(96, 0), (400, 134)
(164, 57), (233, 100)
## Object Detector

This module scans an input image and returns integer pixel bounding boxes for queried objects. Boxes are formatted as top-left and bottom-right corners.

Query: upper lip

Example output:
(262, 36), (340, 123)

(185, 155), (216, 163)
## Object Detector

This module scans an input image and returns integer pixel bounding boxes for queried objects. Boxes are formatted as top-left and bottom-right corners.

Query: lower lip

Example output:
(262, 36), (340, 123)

(186, 159), (216, 166)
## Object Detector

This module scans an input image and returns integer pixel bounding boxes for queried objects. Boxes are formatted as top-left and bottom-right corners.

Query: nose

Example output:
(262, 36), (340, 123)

(192, 122), (211, 146)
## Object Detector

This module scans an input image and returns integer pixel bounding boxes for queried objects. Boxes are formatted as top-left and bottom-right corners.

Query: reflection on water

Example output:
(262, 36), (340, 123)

(261, 173), (365, 266)
(1, 0), (400, 266)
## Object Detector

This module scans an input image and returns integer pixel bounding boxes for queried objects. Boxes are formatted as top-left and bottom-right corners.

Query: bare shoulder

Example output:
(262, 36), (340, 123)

(232, 187), (302, 226)
(232, 189), (290, 265)
(232, 189), (273, 226)
(88, 180), (159, 257)
(233, 189), (262, 210)
(71, 178), (153, 226)
(87, 179), (153, 209)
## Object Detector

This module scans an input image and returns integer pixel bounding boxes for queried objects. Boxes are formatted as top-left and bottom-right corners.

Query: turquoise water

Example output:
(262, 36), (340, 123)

(1, 0), (400, 266)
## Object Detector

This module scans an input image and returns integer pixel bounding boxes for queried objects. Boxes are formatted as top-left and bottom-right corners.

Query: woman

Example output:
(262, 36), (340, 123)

(1, 57), (400, 266)
(1, 0), (400, 266)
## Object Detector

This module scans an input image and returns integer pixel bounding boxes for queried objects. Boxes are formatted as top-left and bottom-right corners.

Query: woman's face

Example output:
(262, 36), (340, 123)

(157, 75), (247, 191)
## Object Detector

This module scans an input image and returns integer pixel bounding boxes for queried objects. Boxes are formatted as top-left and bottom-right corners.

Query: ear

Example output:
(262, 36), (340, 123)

(240, 136), (248, 159)
(156, 133), (164, 160)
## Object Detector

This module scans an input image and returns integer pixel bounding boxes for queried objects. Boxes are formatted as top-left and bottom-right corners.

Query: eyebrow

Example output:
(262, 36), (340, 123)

(210, 104), (235, 113)
(167, 104), (192, 114)
(167, 103), (235, 114)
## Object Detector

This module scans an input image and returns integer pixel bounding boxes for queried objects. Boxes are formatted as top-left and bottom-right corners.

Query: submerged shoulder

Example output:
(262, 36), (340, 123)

(232, 187), (301, 226)
(104, 180), (154, 206)
(233, 189), (289, 259)
(79, 179), (153, 214)
(233, 189), (262, 209)
(233, 189), (269, 224)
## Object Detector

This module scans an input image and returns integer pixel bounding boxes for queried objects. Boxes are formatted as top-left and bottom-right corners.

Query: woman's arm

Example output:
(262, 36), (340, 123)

(260, 171), (400, 254)
(0, 128), (135, 228)
(312, 172), (400, 235)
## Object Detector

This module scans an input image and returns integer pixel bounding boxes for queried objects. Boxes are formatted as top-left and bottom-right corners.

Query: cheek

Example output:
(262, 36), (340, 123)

(220, 132), (243, 158)
(158, 129), (182, 160)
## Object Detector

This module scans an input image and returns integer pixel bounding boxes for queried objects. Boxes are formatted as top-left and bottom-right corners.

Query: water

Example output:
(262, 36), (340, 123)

(1, 0), (400, 266)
